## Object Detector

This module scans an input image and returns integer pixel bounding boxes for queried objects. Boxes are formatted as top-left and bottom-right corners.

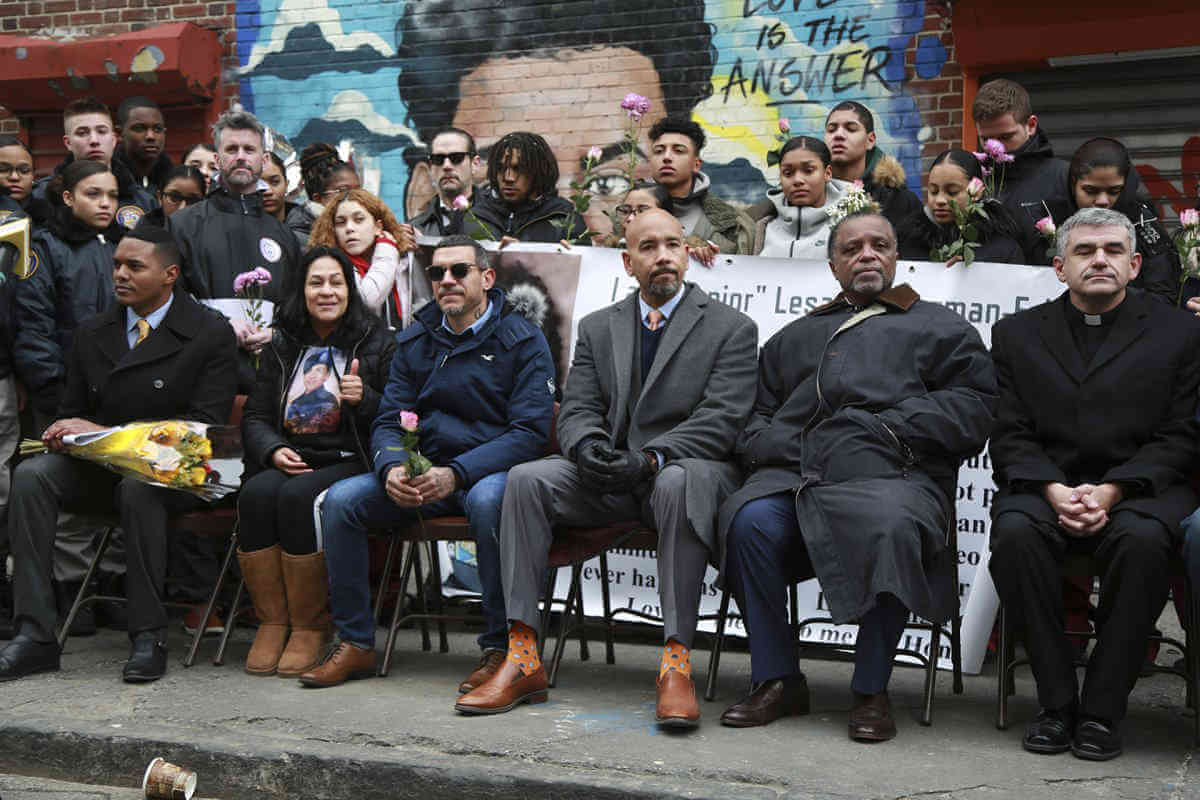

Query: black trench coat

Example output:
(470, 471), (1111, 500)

(717, 285), (998, 625)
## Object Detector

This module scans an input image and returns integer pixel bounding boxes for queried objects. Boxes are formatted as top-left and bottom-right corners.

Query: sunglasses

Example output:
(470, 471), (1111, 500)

(428, 152), (473, 166)
(163, 191), (204, 204)
(616, 203), (656, 217)
(425, 262), (479, 282)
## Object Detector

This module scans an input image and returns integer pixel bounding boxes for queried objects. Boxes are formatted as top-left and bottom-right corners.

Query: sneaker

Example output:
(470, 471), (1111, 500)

(183, 606), (226, 636)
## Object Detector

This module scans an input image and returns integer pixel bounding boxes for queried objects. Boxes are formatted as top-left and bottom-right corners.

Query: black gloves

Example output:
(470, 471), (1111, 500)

(575, 437), (655, 493)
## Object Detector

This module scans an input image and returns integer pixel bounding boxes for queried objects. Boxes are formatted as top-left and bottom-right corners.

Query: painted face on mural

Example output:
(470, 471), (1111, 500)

(824, 109), (875, 174)
(451, 47), (666, 236)
(216, 128), (265, 193)
(63, 112), (117, 165)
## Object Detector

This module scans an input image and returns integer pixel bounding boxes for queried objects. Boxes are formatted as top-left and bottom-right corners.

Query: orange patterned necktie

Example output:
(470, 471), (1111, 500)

(134, 319), (151, 346)
(647, 309), (665, 332)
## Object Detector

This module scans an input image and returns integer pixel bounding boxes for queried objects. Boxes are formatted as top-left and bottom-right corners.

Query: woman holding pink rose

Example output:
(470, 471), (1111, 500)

(235, 247), (395, 678)
(897, 148), (1024, 266)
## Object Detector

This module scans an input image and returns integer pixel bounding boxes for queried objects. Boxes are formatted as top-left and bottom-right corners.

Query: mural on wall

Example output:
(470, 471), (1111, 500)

(238, 0), (947, 235)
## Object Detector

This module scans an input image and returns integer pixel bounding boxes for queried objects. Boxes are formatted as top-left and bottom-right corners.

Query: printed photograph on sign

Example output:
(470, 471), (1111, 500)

(283, 345), (347, 435)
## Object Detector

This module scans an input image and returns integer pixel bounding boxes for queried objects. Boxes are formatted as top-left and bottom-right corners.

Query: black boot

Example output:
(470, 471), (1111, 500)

(123, 630), (168, 683)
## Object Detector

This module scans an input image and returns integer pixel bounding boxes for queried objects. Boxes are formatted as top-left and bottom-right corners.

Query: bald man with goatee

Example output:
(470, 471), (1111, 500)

(456, 210), (758, 727)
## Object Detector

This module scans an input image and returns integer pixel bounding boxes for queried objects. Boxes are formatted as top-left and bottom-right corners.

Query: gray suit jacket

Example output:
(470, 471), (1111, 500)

(558, 283), (758, 551)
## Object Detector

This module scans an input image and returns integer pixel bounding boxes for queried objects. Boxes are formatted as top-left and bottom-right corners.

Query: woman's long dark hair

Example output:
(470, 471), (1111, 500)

(924, 148), (1022, 242)
(157, 164), (206, 194)
(1066, 137), (1140, 215)
(275, 247), (375, 341)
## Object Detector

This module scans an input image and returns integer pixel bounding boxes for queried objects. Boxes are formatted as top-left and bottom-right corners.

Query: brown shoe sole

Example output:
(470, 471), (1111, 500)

(848, 724), (896, 742)
(454, 689), (548, 715)
(298, 668), (375, 688)
(244, 665), (277, 677)
(656, 714), (700, 729)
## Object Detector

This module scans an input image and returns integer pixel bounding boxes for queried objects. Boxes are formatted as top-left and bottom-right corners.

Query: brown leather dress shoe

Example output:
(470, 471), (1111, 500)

(656, 670), (701, 728)
(848, 691), (896, 741)
(298, 642), (377, 688)
(458, 649), (507, 694)
(720, 674), (810, 728)
(455, 657), (548, 715)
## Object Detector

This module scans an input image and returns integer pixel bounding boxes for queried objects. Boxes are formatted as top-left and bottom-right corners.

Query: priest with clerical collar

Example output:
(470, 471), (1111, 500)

(989, 207), (1200, 762)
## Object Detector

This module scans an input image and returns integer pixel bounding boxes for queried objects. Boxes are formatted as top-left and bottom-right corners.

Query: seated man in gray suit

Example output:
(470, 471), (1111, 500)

(455, 209), (758, 727)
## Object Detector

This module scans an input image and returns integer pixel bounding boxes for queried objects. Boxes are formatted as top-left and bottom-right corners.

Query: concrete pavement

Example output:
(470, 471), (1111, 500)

(0, 617), (1195, 800)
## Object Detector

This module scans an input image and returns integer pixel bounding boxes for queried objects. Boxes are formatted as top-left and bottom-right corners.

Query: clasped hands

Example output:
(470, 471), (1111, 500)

(576, 438), (655, 494)
(385, 465), (458, 507)
(1043, 481), (1124, 537)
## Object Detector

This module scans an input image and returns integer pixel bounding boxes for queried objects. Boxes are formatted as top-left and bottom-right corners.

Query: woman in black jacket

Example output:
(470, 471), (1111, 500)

(136, 165), (206, 229)
(1047, 137), (1180, 304)
(237, 246), (395, 678)
(898, 148), (1025, 266)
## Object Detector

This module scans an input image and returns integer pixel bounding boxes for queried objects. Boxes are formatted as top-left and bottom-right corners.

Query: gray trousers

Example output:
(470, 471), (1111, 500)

(10, 453), (202, 638)
(500, 456), (710, 647)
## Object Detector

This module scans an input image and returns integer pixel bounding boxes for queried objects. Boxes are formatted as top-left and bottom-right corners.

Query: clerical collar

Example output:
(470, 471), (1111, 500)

(1064, 294), (1123, 328)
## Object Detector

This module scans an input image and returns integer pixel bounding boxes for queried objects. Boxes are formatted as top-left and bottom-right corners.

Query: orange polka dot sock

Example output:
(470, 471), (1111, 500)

(659, 638), (691, 680)
(506, 621), (542, 676)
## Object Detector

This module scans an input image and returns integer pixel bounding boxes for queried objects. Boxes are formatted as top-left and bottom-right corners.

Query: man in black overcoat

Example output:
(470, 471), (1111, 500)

(716, 212), (997, 741)
(0, 225), (237, 684)
(989, 207), (1200, 761)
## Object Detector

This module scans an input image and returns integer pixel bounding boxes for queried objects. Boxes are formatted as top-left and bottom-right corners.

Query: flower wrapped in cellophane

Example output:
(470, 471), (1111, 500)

(19, 420), (242, 500)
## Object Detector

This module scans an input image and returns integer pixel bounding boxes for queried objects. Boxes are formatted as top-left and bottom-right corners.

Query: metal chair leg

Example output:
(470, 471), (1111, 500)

(921, 619), (941, 726)
(184, 530), (237, 667)
(380, 539), (419, 677)
(705, 589), (731, 702)
(212, 577), (244, 667)
(549, 570), (580, 688)
(788, 582), (799, 635)
(410, 542), (431, 652)
(951, 611), (964, 694)
(58, 526), (115, 650)
(1187, 572), (1200, 747)
(538, 570), (555, 658)
(599, 552), (616, 665)
(996, 603), (1011, 730)
(373, 534), (400, 625)
(573, 566), (589, 662)
(426, 541), (449, 654)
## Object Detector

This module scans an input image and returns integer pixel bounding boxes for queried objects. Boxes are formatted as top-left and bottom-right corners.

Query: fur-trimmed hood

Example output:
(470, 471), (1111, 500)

(864, 150), (908, 191)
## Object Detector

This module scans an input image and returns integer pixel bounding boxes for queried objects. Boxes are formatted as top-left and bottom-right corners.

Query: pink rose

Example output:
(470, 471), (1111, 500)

(1181, 208), (1200, 228)
(400, 411), (419, 432)
(620, 92), (651, 120)
(1035, 216), (1056, 235)
(778, 118), (790, 134)
(851, 179), (864, 191)
(966, 177), (986, 200)
(451, 194), (470, 211)
(587, 146), (603, 163)
(973, 151), (988, 163)
(984, 138), (1007, 159)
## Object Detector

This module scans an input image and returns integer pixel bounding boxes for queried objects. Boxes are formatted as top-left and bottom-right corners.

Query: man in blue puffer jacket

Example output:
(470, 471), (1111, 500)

(305, 234), (555, 690)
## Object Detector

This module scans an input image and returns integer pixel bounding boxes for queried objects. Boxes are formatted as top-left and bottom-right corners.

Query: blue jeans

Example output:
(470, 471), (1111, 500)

(320, 470), (509, 650)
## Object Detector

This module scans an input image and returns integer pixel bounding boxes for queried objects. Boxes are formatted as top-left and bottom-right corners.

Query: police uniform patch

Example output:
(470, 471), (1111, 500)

(259, 237), (282, 263)
(21, 249), (38, 280)
(116, 205), (144, 228)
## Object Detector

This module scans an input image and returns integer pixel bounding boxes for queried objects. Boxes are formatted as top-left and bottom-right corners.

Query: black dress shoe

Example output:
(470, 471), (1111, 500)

(1072, 719), (1122, 761)
(0, 634), (61, 682)
(1023, 708), (1074, 754)
(849, 691), (896, 742)
(123, 631), (167, 683)
(719, 674), (810, 728)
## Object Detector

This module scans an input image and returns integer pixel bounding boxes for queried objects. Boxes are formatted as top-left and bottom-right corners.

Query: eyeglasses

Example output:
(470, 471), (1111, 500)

(616, 203), (656, 218)
(163, 191), (204, 204)
(428, 152), (472, 166)
(0, 164), (33, 178)
(425, 262), (479, 282)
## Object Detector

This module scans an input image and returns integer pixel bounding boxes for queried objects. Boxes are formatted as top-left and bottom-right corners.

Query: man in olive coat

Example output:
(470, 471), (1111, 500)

(717, 212), (997, 741)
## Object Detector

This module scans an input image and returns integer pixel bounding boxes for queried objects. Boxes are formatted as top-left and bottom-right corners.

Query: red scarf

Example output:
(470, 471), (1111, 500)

(347, 243), (403, 322)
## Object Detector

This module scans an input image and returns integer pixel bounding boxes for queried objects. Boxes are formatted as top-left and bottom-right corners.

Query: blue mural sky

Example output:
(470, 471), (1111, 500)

(237, 0), (944, 215)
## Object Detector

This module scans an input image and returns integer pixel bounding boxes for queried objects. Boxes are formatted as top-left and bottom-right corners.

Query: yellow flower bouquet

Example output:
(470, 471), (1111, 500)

(19, 420), (242, 500)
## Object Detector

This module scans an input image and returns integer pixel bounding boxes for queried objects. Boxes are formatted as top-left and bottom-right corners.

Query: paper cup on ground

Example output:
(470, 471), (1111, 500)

(143, 756), (197, 800)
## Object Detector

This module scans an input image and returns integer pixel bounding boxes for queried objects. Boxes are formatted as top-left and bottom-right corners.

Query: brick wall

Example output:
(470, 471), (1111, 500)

(2, 0), (968, 224)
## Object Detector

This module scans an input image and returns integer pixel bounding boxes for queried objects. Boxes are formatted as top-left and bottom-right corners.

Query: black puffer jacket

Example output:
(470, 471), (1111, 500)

(1045, 177), (1181, 305)
(111, 146), (173, 196)
(861, 149), (923, 233)
(27, 154), (156, 230)
(14, 206), (124, 416)
(166, 183), (299, 302)
(991, 128), (1070, 264)
(468, 186), (588, 244)
(897, 203), (1025, 265)
(241, 317), (395, 476)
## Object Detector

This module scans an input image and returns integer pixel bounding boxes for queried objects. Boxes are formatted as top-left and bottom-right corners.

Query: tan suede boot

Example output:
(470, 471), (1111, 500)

(276, 551), (333, 677)
(237, 545), (289, 676)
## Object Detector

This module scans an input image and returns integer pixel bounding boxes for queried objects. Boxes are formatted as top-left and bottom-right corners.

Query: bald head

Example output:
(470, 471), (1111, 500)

(622, 208), (690, 307)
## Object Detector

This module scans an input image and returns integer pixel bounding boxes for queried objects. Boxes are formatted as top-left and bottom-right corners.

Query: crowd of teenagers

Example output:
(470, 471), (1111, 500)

(0, 78), (1199, 763)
